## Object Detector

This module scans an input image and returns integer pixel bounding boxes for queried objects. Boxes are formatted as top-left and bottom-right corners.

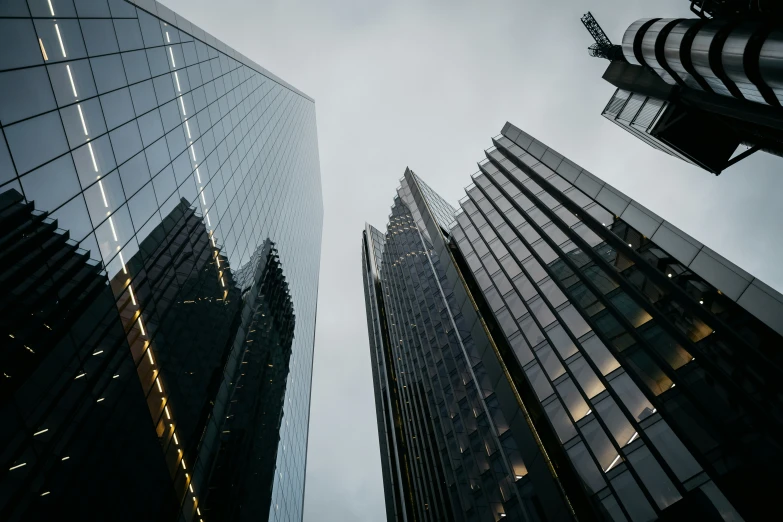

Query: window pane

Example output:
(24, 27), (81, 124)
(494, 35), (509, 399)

(47, 59), (97, 107)
(567, 441), (605, 494)
(581, 334), (620, 375)
(627, 445), (681, 509)
(100, 87), (135, 130)
(568, 355), (605, 398)
(80, 19), (120, 56)
(539, 277), (567, 307)
(0, 19), (44, 70)
(609, 373), (655, 422)
(145, 137), (171, 177)
(113, 19), (144, 52)
(122, 50), (152, 84)
(529, 296), (555, 328)
(548, 323), (578, 359)
(520, 315), (544, 346)
(119, 151), (151, 198)
(538, 343), (565, 380)
(495, 308), (519, 337)
(594, 396), (635, 446)
(0, 67), (56, 124)
(137, 109), (165, 148)
(545, 398), (577, 443)
(523, 256), (546, 283)
(20, 155), (81, 212)
(60, 98), (107, 148)
(5, 112), (69, 174)
(557, 377), (590, 420)
(109, 120), (143, 165)
(127, 182), (158, 231)
(525, 363), (553, 401)
(137, 9), (164, 48)
(72, 135), (116, 188)
(129, 79), (157, 117)
(645, 420), (701, 482)
(509, 332), (533, 366)
(581, 418), (616, 471)
(49, 194), (92, 241)
(151, 163), (175, 201)
(90, 54), (127, 94)
(560, 304), (592, 338)
(35, 19), (87, 63)
(611, 471), (657, 522)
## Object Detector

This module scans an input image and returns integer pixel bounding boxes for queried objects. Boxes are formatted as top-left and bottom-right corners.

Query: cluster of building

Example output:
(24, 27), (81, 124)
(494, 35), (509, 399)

(363, 2), (783, 522)
(0, 0), (780, 521)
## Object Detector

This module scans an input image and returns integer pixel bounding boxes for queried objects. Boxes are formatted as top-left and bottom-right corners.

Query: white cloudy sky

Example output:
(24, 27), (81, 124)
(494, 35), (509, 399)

(161, 0), (783, 520)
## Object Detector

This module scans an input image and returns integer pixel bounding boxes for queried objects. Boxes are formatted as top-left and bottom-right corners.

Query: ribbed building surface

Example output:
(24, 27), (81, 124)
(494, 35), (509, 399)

(589, 5), (783, 174)
(363, 122), (783, 521)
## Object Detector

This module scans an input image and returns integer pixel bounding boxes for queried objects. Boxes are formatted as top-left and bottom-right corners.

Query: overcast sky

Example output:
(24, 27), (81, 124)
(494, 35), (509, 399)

(161, 1), (783, 520)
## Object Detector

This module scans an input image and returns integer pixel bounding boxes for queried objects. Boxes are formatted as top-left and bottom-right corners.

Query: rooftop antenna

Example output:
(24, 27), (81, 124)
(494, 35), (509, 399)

(580, 12), (624, 60)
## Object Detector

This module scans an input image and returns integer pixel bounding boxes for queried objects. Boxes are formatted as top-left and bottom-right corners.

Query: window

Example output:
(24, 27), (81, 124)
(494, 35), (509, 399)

(594, 395), (634, 446)
(548, 323), (578, 359)
(560, 305), (592, 338)
(557, 377), (590, 420)
(609, 373), (654, 422)
(5, 112), (69, 174)
(567, 441), (605, 493)
(0, 67), (56, 124)
(20, 155), (81, 212)
(538, 343), (565, 380)
(520, 315), (545, 346)
(568, 355), (605, 399)
(529, 296), (555, 328)
(109, 120), (143, 165)
(611, 471), (657, 522)
(581, 334), (620, 375)
(80, 19), (120, 56)
(90, 54), (128, 94)
(495, 308), (519, 337)
(0, 19), (45, 70)
(525, 363), (553, 401)
(627, 445), (681, 509)
(523, 256), (546, 283)
(100, 88), (136, 130)
(546, 399), (577, 443)
(645, 420), (701, 482)
(580, 418), (616, 470)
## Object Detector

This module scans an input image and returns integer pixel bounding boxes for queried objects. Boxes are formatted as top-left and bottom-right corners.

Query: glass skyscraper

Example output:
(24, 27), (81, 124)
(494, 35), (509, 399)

(0, 1), (322, 521)
(363, 122), (783, 521)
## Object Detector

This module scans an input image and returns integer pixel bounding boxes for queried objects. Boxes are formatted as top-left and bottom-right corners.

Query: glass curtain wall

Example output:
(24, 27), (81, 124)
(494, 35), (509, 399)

(0, 1), (322, 521)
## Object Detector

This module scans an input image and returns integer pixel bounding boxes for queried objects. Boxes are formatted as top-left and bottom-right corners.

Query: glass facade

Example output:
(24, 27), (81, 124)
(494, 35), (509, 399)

(363, 123), (783, 521)
(0, 2), (322, 522)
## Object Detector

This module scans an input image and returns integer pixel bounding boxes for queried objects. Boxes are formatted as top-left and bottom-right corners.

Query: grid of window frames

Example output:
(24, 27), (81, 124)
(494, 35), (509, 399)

(366, 174), (543, 522)
(362, 224), (406, 522)
(0, 1), (322, 521)
(448, 123), (783, 521)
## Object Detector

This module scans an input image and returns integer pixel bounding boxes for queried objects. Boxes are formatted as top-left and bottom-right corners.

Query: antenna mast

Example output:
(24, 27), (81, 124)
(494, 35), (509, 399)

(580, 12), (623, 60)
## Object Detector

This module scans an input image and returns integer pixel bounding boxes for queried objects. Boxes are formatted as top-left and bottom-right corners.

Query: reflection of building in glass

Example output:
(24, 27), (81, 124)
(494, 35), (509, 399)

(0, 1), (322, 521)
(363, 122), (783, 521)
(581, 7), (783, 174)
(200, 240), (297, 521)
(0, 188), (179, 520)
(106, 196), (242, 516)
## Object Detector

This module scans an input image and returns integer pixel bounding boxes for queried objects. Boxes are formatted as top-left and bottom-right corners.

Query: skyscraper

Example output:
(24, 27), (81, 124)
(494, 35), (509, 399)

(0, 1), (322, 521)
(581, 3), (783, 174)
(362, 122), (783, 521)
